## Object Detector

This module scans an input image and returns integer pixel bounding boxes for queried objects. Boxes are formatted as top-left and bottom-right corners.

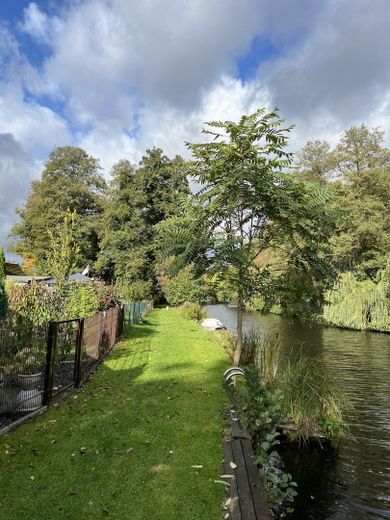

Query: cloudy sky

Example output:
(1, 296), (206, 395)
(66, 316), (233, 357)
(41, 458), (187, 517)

(1, 0), (390, 254)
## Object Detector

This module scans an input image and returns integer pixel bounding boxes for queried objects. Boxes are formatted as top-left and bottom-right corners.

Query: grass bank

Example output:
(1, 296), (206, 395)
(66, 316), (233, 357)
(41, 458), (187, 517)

(0, 308), (229, 520)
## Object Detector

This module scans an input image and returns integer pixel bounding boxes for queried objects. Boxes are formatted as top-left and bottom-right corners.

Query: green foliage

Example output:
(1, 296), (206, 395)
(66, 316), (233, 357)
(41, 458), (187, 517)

(297, 124), (390, 280)
(6, 281), (62, 327)
(117, 280), (153, 303)
(323, 268), (390, 331)
(65, 284), (100, 318)
(13, 347), (46, 375)
(154, 202), (210, 279)
(5, 279), (119, 326)
(47, 210), (80, 285)
(295, 139), (332, 183)
(93, 282), (121, 310)
(179, 302), (207, 322)
(162, 264), (205, 306)
(0, 249), (7, 321)
(280, 357), (346, 442)
(97, 149), (189, 295)
(11, 146), (106, 272)
(238, 366), (297, 517)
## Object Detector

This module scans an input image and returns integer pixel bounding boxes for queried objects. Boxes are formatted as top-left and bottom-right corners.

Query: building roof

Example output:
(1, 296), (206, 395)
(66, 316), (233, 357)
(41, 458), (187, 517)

(45, 273), (94, 284)
(6, 275), (52, 284)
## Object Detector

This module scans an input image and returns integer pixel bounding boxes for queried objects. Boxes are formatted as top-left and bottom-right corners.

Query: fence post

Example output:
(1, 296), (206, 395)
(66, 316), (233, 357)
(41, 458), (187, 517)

(74, 318), (84, 388)
(43, 321), (57, 407)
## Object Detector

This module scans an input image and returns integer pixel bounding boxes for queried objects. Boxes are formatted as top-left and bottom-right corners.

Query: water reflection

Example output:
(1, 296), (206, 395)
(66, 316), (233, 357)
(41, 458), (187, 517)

(205, 305), (390, 520)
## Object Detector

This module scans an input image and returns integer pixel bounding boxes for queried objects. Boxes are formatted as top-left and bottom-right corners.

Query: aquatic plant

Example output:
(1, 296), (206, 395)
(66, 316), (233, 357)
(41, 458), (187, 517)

(280, 356), (346, 443)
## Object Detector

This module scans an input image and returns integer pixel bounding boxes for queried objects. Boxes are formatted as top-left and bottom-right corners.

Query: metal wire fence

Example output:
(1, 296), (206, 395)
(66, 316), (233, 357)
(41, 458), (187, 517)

(123, 301), (152, 325)
(0, 301), (151, 432)
(0, 324), (47, 427)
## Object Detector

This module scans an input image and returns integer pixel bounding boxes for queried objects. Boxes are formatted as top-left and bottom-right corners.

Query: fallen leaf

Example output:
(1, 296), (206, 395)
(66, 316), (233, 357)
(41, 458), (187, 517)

(214, 479), (230, 487)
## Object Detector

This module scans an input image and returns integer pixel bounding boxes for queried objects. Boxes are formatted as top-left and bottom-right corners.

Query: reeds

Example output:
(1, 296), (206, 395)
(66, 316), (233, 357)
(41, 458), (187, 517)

(280, 356), (346, 443)
(237, 326), (346, 444)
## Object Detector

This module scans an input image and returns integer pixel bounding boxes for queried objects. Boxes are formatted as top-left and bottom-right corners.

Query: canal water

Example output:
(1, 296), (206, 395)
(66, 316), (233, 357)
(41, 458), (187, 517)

(205, 304), (390, 520)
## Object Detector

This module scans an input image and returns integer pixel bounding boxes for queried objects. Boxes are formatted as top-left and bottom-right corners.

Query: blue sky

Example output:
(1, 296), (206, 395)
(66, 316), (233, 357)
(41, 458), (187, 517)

(1, 0), (390, 255)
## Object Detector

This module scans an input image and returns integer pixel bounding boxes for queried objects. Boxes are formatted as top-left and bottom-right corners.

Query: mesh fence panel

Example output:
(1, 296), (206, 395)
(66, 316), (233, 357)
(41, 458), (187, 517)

(51, 320), (79, 397)
(1, 303), (145, 431)
(81, 306), (123, 383)
(123, 301), (152, 325)
(0, 325), (47, 427)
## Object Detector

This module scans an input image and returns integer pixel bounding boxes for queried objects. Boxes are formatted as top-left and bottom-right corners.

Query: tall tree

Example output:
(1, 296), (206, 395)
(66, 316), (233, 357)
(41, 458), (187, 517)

(0, 249), (7, 321)
(11, 146), (106, 273)
(47, 210), (80, 286)
(96, 148), (189, 296)
(185, 109), (335, 365)
(330, 126), (390, 276)
(333, 124), (389, 176)
(295, 139), (332, 183)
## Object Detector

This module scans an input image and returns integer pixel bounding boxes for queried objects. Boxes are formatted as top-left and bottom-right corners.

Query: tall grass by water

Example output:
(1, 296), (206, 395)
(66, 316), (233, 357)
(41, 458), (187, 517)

(237, 327), (346, 444)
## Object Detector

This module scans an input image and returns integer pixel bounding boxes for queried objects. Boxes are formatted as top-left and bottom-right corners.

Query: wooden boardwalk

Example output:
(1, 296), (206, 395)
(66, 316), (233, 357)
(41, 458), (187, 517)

(221, 413), (271, 520)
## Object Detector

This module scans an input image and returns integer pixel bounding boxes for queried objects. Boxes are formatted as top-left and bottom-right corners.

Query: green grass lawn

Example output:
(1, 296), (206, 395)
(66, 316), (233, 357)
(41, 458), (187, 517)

(0, 309), (229, 520)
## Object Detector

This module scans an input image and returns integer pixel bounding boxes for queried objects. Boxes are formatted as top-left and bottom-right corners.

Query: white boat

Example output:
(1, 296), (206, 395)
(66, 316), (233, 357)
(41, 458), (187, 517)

(201, 318), (226, 330)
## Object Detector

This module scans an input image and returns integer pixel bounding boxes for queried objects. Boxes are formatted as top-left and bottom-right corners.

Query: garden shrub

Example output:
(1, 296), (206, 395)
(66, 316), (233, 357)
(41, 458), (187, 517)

(163, 264), (205, 306)
(180, 302), (207, 321)
(238, 366), (297, 517)
(6, 281), (62, 327)
(66, 284), (100, 318)
(116, 280), (153, 303)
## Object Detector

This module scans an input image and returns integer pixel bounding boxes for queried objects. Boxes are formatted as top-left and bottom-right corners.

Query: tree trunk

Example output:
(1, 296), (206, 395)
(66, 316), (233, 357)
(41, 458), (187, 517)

(234, 292), (244, 366)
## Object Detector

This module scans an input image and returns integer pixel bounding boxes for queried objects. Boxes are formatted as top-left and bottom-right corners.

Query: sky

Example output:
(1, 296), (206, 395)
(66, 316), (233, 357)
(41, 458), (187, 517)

(1, 0), (390, 256)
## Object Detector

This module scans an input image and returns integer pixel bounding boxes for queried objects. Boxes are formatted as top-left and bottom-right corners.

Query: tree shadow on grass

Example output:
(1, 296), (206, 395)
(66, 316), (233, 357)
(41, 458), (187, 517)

(0, 320), (232, 520)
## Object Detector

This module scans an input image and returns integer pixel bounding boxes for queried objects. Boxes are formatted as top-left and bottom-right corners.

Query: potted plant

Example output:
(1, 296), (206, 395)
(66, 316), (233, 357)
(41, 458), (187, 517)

(14, 347), (45, 390)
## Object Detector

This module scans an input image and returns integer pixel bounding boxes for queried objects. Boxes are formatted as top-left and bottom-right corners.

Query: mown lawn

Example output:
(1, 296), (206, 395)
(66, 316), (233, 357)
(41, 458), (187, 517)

(0, 308), (229, 520)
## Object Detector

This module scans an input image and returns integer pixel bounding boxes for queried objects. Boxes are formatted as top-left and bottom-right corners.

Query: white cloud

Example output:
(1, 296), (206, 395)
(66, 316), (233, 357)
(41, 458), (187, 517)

(0, 133), (41, 250)
(20, 2), (57, 44)
(260, 0), (390, 148)
(1, 0), (390, 248)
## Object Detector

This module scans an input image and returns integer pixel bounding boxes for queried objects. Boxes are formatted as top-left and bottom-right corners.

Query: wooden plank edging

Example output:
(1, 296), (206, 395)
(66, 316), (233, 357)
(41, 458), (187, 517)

(221, 413), (271, 520)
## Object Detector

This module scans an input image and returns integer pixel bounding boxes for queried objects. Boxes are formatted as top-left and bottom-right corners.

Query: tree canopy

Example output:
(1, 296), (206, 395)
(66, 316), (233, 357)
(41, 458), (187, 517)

(11, 146), (106, 273)
(157, 109), (337, 362)
(96, 148), (189, 297)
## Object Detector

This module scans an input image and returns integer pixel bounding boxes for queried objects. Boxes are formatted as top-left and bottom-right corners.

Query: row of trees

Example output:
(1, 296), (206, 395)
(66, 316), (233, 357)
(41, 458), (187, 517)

(296, 125), (390, 278)
(10, 108), (390, 360)
(11, 147), (189, 299)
